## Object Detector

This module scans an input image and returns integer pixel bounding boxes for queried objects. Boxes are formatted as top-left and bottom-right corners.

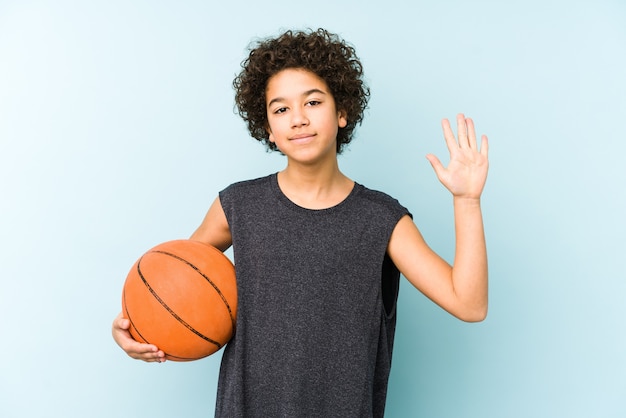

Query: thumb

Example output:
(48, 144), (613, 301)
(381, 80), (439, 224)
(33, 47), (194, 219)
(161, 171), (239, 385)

(425, 154), (445, 179)
(114, 313), (130, 330)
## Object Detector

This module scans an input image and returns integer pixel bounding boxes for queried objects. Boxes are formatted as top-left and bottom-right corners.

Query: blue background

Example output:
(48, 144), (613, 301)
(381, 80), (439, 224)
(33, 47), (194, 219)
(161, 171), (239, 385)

(1, 0), (624, 417)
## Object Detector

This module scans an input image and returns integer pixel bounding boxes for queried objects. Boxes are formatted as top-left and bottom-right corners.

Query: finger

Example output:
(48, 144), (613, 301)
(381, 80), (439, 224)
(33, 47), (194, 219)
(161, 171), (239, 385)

(456, 113), (469, 148)
(441, 118), (459, 151)
(145, 349), (166, 363)
(116, 317), (130, 330)
(112, 316), (131, 345)
(153, 351), (166, 363)
(128, 341), (164, 362)
(425, 154), (446, 179)
(466, 117), (478, 150)
(480, 134), (489, 157)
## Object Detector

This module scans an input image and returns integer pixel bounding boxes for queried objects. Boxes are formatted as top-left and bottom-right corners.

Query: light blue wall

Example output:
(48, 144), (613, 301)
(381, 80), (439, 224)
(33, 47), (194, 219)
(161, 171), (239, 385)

(1, 1), (624, 417)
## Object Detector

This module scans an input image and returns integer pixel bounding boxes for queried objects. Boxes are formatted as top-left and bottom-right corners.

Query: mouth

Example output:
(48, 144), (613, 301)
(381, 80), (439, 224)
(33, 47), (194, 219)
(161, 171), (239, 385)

(289, 133), (316, 144)
(289, 133), (315, 141)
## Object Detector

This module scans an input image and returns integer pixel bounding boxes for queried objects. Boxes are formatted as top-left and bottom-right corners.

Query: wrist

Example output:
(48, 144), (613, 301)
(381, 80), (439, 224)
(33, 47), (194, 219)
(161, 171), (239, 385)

(453, 196), (482, 208)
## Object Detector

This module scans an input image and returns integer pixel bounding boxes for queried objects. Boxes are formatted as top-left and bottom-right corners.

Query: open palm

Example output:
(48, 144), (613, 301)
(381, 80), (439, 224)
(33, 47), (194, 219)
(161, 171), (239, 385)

(426, 114), (489, 200)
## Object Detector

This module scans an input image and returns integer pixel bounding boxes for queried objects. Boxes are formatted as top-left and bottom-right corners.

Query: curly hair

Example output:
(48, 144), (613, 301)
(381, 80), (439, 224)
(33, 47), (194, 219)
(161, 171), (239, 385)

(233, 28), (370, 153)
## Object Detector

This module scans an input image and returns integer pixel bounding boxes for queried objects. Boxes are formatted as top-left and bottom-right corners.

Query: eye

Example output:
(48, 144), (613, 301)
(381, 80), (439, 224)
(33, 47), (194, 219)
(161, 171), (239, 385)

(306, 100), (321, 107)
(273, 107), (288, 114)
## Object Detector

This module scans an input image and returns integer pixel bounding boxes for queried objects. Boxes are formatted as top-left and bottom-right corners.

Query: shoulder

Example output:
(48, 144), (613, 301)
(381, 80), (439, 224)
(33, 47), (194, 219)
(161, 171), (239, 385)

(221, 174), (273, 194)
(218, 174), (278, 219)
(355, 183), (410, 214)
(357, 184), (399, 204)
(219, 174), (274, 202)
(350, 183), (412, 232)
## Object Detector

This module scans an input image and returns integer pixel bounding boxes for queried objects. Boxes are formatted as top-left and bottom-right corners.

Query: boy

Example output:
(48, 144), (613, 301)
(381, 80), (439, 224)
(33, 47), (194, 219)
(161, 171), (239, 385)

(113, 28), (489, 417)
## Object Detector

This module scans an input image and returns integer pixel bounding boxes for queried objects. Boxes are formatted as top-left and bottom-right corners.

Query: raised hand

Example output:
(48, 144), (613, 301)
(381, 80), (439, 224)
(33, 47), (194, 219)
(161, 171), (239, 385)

(426, 114), (489, 200)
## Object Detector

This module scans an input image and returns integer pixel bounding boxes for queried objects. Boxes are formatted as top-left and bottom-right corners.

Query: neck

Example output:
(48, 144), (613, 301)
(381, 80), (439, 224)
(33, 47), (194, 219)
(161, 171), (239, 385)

(277, 160), (354, 209)
(281, 156), (341, 186)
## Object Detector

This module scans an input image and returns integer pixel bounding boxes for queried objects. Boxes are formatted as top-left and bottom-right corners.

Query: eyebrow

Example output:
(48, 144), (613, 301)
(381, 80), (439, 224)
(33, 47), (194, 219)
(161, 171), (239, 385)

(267, 88), (327, 108)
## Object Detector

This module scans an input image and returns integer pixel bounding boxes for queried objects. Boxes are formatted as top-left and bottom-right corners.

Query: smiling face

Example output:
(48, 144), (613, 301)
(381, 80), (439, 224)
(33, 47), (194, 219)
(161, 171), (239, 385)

(265, 68), (347, 165)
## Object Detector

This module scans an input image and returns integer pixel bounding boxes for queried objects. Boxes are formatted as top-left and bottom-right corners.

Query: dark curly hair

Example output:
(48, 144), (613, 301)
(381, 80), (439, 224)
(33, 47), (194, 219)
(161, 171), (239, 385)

(233, 28), (370, 153)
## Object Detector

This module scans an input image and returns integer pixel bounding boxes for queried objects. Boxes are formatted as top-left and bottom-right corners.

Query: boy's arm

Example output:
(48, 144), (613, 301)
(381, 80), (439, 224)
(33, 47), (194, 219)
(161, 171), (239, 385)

(387, 114), (489, 322)
(112, 196), (232, 362)
(190, 196), (233, 250)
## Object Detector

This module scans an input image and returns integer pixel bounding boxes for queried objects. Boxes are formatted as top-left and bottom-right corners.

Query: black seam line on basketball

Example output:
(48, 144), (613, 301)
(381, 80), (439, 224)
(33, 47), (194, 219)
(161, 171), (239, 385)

(151, 249), (236, 330)
(137, 255), (222, 349)
(160, 353), (197, 361)
(124, 287), (183, 359)
(123, 287), (154, 346)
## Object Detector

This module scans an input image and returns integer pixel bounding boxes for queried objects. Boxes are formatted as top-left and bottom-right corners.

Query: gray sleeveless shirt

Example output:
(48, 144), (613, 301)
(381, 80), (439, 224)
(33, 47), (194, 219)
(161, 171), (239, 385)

(216, 174), (410, 417)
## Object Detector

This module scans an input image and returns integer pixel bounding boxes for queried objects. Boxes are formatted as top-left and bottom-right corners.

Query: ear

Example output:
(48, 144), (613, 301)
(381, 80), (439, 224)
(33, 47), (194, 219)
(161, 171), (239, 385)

(338, 110), (348, 128)
(266, 125), (275, 143)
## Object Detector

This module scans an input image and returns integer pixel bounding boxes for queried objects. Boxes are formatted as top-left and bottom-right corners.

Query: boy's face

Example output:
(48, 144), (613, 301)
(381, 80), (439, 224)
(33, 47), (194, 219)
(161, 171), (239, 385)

(265, 68), (347, 163)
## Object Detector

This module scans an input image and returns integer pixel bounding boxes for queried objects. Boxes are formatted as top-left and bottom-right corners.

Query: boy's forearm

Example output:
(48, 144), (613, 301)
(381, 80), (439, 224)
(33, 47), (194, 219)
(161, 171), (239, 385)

(451, 196), (488, 322)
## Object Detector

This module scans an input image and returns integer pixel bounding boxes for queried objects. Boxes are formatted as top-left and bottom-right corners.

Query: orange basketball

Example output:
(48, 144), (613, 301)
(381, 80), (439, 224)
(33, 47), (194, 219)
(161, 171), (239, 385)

(122, 240), (237, 361)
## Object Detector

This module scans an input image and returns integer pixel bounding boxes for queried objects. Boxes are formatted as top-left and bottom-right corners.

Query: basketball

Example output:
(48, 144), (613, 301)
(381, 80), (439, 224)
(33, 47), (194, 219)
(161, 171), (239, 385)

(121, 240), (237, 361)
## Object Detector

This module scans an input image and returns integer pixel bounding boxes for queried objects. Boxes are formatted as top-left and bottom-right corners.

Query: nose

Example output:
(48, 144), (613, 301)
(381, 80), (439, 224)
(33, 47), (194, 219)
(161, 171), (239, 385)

(290, 108), (309, 128)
